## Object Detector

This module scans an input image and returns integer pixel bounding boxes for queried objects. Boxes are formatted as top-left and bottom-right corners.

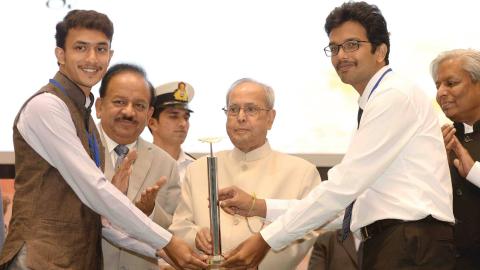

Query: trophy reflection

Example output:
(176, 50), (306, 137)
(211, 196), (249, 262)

(200, 137), (224, 269)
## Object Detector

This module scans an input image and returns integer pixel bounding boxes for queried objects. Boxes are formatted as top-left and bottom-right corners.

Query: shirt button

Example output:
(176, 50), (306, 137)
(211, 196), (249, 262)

(456, 188), (463, 196)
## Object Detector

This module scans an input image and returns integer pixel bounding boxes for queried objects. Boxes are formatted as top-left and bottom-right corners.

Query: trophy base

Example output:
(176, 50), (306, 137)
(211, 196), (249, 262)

(207, 255), (225, 270)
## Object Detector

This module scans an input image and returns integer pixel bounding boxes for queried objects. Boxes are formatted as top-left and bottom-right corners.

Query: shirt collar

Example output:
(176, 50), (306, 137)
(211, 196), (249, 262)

(177, 150), (187, 162)
(463, 123), (474, 134)
(53, 71), (94, 111)
(99, 124), (137, 154)
(231, 141), (271, 162)
(85, 95), (93, 109)
(358, 65), (391, 110)
(177, 149), (194, 165)
(452, 120), (480, 135)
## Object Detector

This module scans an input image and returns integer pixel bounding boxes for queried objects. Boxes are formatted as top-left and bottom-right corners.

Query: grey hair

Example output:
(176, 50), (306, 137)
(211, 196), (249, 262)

(226, 78), (275, 109)
(431, 48), (480, 83)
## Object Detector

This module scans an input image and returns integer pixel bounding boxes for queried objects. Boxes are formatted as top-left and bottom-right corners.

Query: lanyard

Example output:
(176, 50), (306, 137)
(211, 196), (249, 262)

(357, 68), (392, 129)
(367, 68), (392, 101)
(49, 79), (101, 168)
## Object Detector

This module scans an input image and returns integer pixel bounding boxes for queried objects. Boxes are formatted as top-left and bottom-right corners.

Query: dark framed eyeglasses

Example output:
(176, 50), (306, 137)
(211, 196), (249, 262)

(324, 40), (370, 57)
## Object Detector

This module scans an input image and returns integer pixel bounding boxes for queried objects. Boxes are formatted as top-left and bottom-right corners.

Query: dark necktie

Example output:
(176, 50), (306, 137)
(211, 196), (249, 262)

(114, 144), (129, 169)
(357, 108), (363, 129)
(341, 108), (363, 241)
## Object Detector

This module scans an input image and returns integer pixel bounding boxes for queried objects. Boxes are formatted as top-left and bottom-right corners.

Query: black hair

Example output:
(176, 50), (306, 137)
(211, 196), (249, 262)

(151, 104), (166, 119)
(55, 10), (113, 49)
(99, 63), (155, 106)
(324, 1), (390, 64)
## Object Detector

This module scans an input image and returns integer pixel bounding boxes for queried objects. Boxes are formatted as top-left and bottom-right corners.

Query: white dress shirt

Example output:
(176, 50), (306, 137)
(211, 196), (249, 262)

(101, 128), (137, 169)
(17, 93), (172, 252)
(176, 150), (195, 185)
(157, 149), (195, 267)
(261, 66), (455, 250)
(101, 220), (157, 258)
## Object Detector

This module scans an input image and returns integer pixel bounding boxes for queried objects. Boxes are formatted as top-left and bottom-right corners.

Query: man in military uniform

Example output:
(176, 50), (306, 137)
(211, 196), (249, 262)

(149, 81), (196, 184)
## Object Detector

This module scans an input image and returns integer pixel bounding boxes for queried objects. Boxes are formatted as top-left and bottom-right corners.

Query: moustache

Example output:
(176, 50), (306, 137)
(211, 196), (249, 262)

(336, 60), (356, 70)
(115, 116), (137, 124)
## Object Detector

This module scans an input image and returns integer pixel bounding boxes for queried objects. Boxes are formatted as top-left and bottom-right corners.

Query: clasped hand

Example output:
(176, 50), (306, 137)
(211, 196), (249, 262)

(441, 124), (475, 177)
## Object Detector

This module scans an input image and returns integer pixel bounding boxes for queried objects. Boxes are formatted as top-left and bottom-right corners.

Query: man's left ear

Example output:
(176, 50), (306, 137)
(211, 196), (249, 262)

(95, 98), (102, 119)
(55, 47), (65, 66)
(268, 109), (276, 129)
(147, 106), (154, 120)
(375, 44), (388, 64)
(108, 49), (114, 64)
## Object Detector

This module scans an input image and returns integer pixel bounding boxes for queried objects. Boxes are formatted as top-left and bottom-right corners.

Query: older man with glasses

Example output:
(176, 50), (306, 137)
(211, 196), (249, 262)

(169, 78), (321, 270)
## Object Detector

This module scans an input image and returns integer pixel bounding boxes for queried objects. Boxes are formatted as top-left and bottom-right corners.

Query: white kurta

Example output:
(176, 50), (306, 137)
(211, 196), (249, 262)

(170, 142), (321, 269)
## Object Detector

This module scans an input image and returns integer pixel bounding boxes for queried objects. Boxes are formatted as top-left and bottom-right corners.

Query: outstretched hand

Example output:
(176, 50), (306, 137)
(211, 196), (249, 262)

(135, 176), (167, 215)
(111, 150), (137, 194)
(195, 227), (213, 255)
(156, 249), (180, 269)
(221, 233), (270, 269)
(162, 236), (209, 269)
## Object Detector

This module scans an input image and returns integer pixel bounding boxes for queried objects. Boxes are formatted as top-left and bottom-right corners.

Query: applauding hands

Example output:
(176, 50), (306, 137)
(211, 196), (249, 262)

(135, 177), (166, 215)
(441, 124), (475, 177)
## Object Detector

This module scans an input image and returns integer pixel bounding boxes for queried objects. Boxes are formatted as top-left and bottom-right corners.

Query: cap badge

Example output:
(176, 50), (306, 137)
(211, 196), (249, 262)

(173, 81), (189, 102)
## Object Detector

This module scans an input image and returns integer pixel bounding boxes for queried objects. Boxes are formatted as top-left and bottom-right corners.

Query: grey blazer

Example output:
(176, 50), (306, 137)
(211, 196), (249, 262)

(100, 128), (181, 270)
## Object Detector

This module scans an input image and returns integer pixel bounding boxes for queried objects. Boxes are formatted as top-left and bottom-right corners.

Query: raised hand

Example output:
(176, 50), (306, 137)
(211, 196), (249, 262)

(218, 186), (266, 218)
(452, 136), (475, 178)
(441, 124), (456, 161)
(111, 150), (137, 194)
(135, 176), (167, 215)
(221, 233), (270, 269)
(195, 227), (213, 255)
(162, 236), (208, 269)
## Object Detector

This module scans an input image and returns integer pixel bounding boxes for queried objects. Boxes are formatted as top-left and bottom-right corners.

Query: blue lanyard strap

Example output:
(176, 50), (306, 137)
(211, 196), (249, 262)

(49, 79), (66, 95)
(88, 132), (101, 167)
(49, 78), (101, 168)
(367, 68), (392, 100)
